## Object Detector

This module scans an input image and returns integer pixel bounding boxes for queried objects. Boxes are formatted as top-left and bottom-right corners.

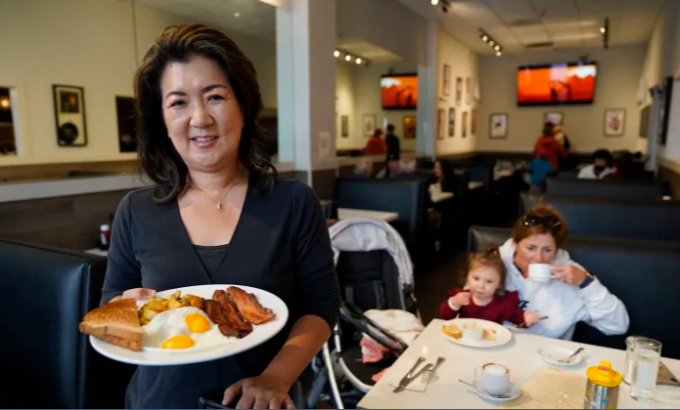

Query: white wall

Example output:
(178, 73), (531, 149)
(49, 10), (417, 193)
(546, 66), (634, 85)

(336, 0), (426, 65)
(335, 61), (419, 152)
(0, 0), (276, 167)
(476, 44), (647, 153)
(436, 29), (478, 155)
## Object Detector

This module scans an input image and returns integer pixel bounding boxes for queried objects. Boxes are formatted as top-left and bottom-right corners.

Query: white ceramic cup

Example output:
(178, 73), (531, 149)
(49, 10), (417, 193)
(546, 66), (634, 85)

(462, 323), (484, 342)
(475, 363), (510, 395)
(528, 263), (553, 284)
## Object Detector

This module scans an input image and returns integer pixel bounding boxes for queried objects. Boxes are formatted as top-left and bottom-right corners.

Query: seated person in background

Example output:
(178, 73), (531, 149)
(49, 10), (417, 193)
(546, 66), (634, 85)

(604, 150), (636, 181)
(440, 243), (540, 327)
(429, 159), (457, 193)
(527, 148), (554, 194)
(354, 158), (374, 178)
(399, 153), (417, 173)
(376, 153), (403, 179)
(578, 149), (613, 179)
(362, 128), (387, 156)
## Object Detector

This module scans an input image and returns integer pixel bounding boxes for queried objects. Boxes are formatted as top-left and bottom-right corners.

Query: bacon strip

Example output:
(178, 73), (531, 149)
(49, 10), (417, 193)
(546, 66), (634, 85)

(227, 286), (276, 325)
(204, 300), (241, 338)
(213, 290), (253, 337)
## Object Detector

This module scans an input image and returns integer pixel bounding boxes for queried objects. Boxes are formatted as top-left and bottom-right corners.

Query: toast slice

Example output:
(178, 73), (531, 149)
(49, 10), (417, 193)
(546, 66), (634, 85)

(79, 299), (143, 351)
(442, 323), (462, 339)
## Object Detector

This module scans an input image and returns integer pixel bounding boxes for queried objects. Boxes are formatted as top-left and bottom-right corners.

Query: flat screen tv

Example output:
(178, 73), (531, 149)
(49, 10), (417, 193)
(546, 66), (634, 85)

(517, 62), (597, 106)
(381, 74), (418, 109)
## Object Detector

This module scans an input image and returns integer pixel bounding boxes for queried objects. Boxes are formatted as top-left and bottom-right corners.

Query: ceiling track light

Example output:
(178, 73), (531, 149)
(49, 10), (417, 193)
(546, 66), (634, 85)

(335, 48), (370, 66)
(602, 17), (609, 50)
(479, 29), (503, 57)
(431, 0), (450, 13)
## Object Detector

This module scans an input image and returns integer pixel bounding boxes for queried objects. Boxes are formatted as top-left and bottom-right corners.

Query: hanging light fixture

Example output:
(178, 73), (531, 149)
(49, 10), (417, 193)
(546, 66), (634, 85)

(479, 29), (504, 57)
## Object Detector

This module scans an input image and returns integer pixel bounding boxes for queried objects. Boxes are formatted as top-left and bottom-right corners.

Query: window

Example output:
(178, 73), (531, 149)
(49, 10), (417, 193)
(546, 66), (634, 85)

(0, 87), (17, 156)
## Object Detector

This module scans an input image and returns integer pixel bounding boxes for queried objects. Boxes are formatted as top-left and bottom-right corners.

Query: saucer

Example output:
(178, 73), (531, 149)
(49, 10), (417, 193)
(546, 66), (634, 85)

(461, 378), (521, 402)
(538, 346), (584, 366)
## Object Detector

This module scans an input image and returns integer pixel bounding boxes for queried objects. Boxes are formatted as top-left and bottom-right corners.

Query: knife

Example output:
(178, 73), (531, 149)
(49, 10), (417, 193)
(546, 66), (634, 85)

(393, 364), (433, 393)
(392, 357), (425, 393)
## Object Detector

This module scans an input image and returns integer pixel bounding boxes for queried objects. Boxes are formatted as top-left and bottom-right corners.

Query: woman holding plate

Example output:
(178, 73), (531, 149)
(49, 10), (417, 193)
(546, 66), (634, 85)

(102, 24), (339, 409)
(498, 205), (629, 340)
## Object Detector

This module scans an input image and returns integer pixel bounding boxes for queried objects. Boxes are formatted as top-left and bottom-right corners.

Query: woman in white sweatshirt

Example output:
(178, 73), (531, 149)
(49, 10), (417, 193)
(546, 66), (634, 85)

(498, 205), (629, 340)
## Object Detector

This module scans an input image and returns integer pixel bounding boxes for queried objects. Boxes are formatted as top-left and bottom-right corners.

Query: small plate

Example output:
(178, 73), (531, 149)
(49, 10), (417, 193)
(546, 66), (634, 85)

(538, 346), (583, 366)
(442, 318), (513, 348)
(462, 378), (521, 402)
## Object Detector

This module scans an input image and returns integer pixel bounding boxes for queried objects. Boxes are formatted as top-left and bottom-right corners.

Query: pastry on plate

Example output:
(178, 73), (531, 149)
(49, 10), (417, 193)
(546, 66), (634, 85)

(442, 323), (462, 338)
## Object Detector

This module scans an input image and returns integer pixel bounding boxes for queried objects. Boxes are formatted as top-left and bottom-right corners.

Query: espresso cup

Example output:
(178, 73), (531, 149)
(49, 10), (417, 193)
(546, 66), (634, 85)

(475, 363), (510, 395)
(462, 323), (484, 342)
(528, 263), (553, 284)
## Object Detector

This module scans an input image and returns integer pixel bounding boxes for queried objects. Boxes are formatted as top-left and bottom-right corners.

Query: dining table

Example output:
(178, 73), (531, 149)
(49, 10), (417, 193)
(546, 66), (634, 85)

(338, 208), (399, 222)
(358, 319), (680, 409)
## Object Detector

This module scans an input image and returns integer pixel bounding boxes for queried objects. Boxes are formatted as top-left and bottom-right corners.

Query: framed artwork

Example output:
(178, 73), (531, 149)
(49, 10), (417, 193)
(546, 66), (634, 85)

(443, 64), (451, 97)
(455, 77), (463, 106)
(462, 111), (468, 138)
(341, 115), (349, 137)
(363, 114), (376, 136)
(544, 112), (564, 126)
(448, 107), (455, 137)
(490, 113), (508, 139)
(53, 85), (87, 147)
(471, 109), (477, 135)
(437, 109), (445, 140)
(604, 108), (626, 136)
(116, 96), (137, 152)
(403, 115), (416, 139)
(465, 77), (472, 105)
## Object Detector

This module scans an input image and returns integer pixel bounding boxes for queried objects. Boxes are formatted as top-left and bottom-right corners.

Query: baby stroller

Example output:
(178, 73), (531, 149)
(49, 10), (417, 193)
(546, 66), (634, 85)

(307, 218), (419, 408)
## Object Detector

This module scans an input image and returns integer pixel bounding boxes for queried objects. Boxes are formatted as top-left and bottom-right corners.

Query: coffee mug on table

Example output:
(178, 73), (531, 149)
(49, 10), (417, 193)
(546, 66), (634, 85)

(462, 323), (484, 342)
(475, 363), (510, 395)
(528, 263), (553, 284)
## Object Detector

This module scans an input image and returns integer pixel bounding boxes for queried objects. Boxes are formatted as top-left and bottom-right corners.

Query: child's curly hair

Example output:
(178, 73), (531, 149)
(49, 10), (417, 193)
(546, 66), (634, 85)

(467, 243), (507, 293)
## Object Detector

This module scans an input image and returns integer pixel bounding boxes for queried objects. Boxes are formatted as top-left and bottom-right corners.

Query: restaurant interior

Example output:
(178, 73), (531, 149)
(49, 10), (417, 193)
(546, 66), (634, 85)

(2, 0), (680, 408)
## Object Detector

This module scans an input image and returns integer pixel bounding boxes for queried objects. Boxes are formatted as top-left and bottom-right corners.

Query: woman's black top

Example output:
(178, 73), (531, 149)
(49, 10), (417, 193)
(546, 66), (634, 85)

(101, 178), (340, 408)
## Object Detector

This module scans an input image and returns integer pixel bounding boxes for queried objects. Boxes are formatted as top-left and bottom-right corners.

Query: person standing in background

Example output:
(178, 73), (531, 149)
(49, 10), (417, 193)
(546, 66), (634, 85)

(384, 124), (400, 161)
(362, 128), (387, 156)
(533, 123), (567, 172)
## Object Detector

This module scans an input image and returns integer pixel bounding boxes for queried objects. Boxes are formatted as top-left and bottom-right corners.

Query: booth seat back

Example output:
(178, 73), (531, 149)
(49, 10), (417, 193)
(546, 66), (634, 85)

(0, 238), (134, 408)
(467, 227), (680, 359)
(546, 177), (664, 199)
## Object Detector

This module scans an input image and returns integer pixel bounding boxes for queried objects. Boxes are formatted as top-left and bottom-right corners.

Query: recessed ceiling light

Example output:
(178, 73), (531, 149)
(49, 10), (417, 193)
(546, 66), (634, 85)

(356, 58), (362, 64)
(494, 45), (500, 51)
(334, 50), (340, 57)
(600, 27), (606, 33)
(496, 51), (502, 57)
(489, 40), (495, 46)
(234, 12), (240, 17)
(431, 0), (439, 4)
(345, 55), (351, 61)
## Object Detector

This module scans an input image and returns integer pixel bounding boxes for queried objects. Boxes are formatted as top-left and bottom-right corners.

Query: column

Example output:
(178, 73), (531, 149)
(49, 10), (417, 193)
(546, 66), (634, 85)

(416, 21), (438, 159)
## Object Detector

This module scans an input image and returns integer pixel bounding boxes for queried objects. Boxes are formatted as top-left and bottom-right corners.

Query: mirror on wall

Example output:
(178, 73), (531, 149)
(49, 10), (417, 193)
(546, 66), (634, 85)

(0, 87), (17, 156)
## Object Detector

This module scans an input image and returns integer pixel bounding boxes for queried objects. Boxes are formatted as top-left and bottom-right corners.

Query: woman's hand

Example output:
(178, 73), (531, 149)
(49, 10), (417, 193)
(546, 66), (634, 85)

(450, 292), (471, 308)
(222, 374), (295, 409)
(109, 288), (156, 303)
(552, 265), (587, 287)
(523, 311), (540, 327)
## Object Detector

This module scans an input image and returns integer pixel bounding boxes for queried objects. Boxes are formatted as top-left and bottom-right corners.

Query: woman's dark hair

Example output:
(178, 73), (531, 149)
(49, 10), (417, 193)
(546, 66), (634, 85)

(135, 23), (276, 202)
(467, 243), (507, 293)
(542, 122), (555, 136)
(592, 149), (613, 167)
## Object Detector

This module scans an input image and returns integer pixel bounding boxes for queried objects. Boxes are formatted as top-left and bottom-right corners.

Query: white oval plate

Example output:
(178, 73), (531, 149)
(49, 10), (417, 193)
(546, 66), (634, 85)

(538, 346), (583, 366)
(90, 284), (289, 366)
(441, 318), (512, 348)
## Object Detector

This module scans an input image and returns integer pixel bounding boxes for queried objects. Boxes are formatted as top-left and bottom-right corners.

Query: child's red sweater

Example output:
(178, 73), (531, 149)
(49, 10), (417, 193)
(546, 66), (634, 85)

(440, 289), (526, 325)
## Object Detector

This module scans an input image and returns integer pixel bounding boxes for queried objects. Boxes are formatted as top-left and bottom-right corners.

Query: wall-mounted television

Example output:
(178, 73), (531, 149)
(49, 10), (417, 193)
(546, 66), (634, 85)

(517, 62), (597, 106)
(381, 74), (418, 109)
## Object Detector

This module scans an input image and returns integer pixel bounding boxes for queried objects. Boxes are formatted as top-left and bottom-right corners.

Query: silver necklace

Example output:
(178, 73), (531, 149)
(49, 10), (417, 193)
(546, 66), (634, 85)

(194, 174), (242, 212)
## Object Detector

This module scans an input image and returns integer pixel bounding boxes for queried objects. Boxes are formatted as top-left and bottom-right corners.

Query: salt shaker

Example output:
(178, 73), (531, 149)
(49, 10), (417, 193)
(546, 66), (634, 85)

(584, 361), (622, 409)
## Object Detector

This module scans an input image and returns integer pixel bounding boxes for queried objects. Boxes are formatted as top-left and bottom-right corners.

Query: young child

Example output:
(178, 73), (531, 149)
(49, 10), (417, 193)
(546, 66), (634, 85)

(440, 243), (540, 327)
(527, 148), (554, 194)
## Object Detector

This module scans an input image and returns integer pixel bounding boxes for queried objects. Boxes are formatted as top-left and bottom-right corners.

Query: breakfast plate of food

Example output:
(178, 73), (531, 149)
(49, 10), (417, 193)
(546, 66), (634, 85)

(441, 318), (512, 348)
(80, 284), (288, 366)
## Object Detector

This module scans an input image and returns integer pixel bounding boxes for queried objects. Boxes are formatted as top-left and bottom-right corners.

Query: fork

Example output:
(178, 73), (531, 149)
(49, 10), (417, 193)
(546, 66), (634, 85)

(422, 357), (446, 385)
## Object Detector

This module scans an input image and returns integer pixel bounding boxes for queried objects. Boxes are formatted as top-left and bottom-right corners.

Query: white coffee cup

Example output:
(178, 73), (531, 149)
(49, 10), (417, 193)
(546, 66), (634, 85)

(462, 323), (484, 342)
(528, 263), (553, 284)
(475, 363), (510, 395)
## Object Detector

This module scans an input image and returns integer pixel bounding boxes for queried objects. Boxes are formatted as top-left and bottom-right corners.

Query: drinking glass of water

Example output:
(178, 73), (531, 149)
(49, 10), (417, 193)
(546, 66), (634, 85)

(630, 338), (662, 401)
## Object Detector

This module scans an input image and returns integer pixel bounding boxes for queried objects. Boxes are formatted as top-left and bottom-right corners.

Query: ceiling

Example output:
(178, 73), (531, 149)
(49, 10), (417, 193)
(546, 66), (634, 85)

(337, 38), (405, 63)
(398, 0), (669, 54)
(130, 0), (276, 42)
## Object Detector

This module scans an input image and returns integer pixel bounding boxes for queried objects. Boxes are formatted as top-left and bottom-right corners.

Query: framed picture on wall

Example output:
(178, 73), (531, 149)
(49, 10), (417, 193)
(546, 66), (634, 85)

(116, 96), (137, 152)
(53, 84), (87, 147)
(341, 115), (349, 137)
(465, 77), (472, 105)
(544, 112), (564, 126)
(471, 109), (477, 135)
(403, 115), (416, 139)
(462, 111), (468, 138)
(448, 107), (455, 137)
(363, 114), (376, 136)
(455, 77), (463, 106)
(490, 113), (508, 139)
(604, 108), (626, 136)
(443, 64), (451, 97)
(437, 109), (445, 140)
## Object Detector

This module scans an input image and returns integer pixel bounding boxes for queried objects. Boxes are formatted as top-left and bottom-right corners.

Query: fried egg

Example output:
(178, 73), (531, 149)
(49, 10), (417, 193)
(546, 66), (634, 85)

(142, 307), (234, 353)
